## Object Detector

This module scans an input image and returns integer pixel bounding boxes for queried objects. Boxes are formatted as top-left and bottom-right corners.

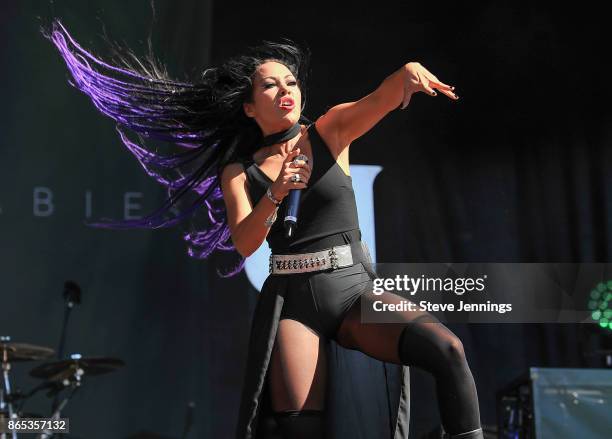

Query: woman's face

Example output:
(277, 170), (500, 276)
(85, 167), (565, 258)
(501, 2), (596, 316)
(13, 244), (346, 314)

(243, 61), (302, 135)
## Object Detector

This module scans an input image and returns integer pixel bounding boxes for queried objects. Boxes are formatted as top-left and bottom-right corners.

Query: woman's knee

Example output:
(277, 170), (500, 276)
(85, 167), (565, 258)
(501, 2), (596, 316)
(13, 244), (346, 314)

(434, 333), (468, 373)
(397, 317), (467, 369)
(445, 334), (466, 361)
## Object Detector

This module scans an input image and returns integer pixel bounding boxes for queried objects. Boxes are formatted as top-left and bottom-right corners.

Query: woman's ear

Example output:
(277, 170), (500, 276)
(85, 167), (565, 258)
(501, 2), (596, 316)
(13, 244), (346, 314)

(243, 102), (255, 118)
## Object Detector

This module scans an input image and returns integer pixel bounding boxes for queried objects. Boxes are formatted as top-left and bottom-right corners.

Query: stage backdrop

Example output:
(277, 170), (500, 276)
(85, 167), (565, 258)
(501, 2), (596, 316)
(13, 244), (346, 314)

(2, 1), (612, 438)
(1, 1), (240, 438)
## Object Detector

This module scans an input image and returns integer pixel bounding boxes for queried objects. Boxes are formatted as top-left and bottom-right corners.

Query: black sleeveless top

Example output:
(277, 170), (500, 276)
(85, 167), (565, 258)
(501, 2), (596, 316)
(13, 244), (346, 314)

(242, 122), (361, 254)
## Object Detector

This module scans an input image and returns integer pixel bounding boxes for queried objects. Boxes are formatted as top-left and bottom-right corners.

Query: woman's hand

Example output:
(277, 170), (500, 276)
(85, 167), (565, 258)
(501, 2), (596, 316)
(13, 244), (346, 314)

(400, 62), (458, 109)
(270, 147), (311, 200)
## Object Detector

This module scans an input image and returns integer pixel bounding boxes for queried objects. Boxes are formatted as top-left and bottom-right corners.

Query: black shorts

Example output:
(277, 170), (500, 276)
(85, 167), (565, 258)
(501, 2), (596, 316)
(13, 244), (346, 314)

(275, 229), (375, 339)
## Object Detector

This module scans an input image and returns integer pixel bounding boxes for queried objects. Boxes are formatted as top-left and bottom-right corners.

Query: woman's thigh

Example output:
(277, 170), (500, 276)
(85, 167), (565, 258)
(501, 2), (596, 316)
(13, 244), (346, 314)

(268, 318), (327, 412)
(335, 289), (440, 364)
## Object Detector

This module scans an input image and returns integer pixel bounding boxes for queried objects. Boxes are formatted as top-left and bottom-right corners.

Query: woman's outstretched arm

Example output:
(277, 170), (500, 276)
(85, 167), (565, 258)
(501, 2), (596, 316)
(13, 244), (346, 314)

(320, 62), (458, 151)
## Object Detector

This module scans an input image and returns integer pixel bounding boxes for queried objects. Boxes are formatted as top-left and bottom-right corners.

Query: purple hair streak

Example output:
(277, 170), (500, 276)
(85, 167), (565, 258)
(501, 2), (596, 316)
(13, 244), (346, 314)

(42, 19), (311, 277)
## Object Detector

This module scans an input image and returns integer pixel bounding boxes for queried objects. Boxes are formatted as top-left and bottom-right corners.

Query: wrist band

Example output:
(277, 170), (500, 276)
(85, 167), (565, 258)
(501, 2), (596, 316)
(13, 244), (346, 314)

(264, 206), (279, 227)
(266, 186), (281, 205)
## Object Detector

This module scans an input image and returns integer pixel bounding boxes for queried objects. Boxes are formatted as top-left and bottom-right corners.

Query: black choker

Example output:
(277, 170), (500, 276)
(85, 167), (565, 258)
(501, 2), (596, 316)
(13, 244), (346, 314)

(261, 122), (302, 147)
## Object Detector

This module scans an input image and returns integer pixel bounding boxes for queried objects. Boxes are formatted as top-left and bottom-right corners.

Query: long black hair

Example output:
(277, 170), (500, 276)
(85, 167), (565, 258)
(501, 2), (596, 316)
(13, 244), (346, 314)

(42, 19), (312, 276)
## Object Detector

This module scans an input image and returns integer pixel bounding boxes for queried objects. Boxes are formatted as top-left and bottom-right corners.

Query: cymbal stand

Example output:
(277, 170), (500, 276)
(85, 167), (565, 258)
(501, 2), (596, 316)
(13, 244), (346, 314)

(1, 336), (17, 439)
(38, 354), (83, 439)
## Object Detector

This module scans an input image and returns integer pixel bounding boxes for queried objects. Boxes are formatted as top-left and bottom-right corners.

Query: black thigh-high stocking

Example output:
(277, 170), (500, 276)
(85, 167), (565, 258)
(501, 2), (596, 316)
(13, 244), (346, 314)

(272, 409), (326, 439)
(336, 294), (483, 439)
(397, 314), (483, 438)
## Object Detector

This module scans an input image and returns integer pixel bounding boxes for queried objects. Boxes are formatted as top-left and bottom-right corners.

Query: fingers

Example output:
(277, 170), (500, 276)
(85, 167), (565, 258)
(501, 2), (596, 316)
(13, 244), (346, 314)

(291, 159), (311, 173)
(417, 71), (437, 96)
(282, 159), (310, 187)
(436, 87), (459, 100)
(280, 147), (313, 189)
(288, 165), (310, 185)
(420, 66), (452, 89)
(410, 63), (459, 100)
(426, 74), (458, 100)
(286, 159), (310, 173)
(424, 81), (459, 100)
(289, 153), (311, 177)
(273, 148), (310, 197)
(282, 148), (304, 177)
(430, 79), (454, 90)
(283, 147), (302, 163)
(289, 165), (310, 175)
(288, 173), (308, 187)
(429, 83), (458, 100)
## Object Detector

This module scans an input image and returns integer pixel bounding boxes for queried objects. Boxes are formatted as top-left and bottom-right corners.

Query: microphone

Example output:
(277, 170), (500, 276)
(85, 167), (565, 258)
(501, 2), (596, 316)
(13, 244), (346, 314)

(284, 153), (309, 238)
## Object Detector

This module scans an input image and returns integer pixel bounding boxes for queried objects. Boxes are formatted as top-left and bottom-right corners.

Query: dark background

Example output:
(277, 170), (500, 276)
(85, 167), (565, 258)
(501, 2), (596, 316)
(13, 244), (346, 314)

(2, 0), (611, 437)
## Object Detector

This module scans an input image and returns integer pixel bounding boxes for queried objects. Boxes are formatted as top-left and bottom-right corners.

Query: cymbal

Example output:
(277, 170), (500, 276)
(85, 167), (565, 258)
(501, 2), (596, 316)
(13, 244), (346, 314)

(29, 357), (125, 381)
(0, 342), (55, 362)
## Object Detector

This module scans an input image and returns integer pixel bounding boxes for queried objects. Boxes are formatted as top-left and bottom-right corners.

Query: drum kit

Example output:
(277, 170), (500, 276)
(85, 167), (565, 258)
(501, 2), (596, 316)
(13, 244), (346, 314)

(3, 281), (196, 438)
(0, 335), (124, 439)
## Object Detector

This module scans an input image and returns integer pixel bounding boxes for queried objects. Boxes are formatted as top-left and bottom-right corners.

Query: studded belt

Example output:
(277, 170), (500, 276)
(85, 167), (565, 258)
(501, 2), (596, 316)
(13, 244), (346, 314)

(269, 241), (368, 275)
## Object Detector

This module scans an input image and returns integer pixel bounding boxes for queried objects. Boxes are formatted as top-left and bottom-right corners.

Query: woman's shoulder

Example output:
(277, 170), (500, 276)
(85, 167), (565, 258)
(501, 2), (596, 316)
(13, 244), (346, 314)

(220, 160), (250, 184)
(310, 113), (343, 157)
